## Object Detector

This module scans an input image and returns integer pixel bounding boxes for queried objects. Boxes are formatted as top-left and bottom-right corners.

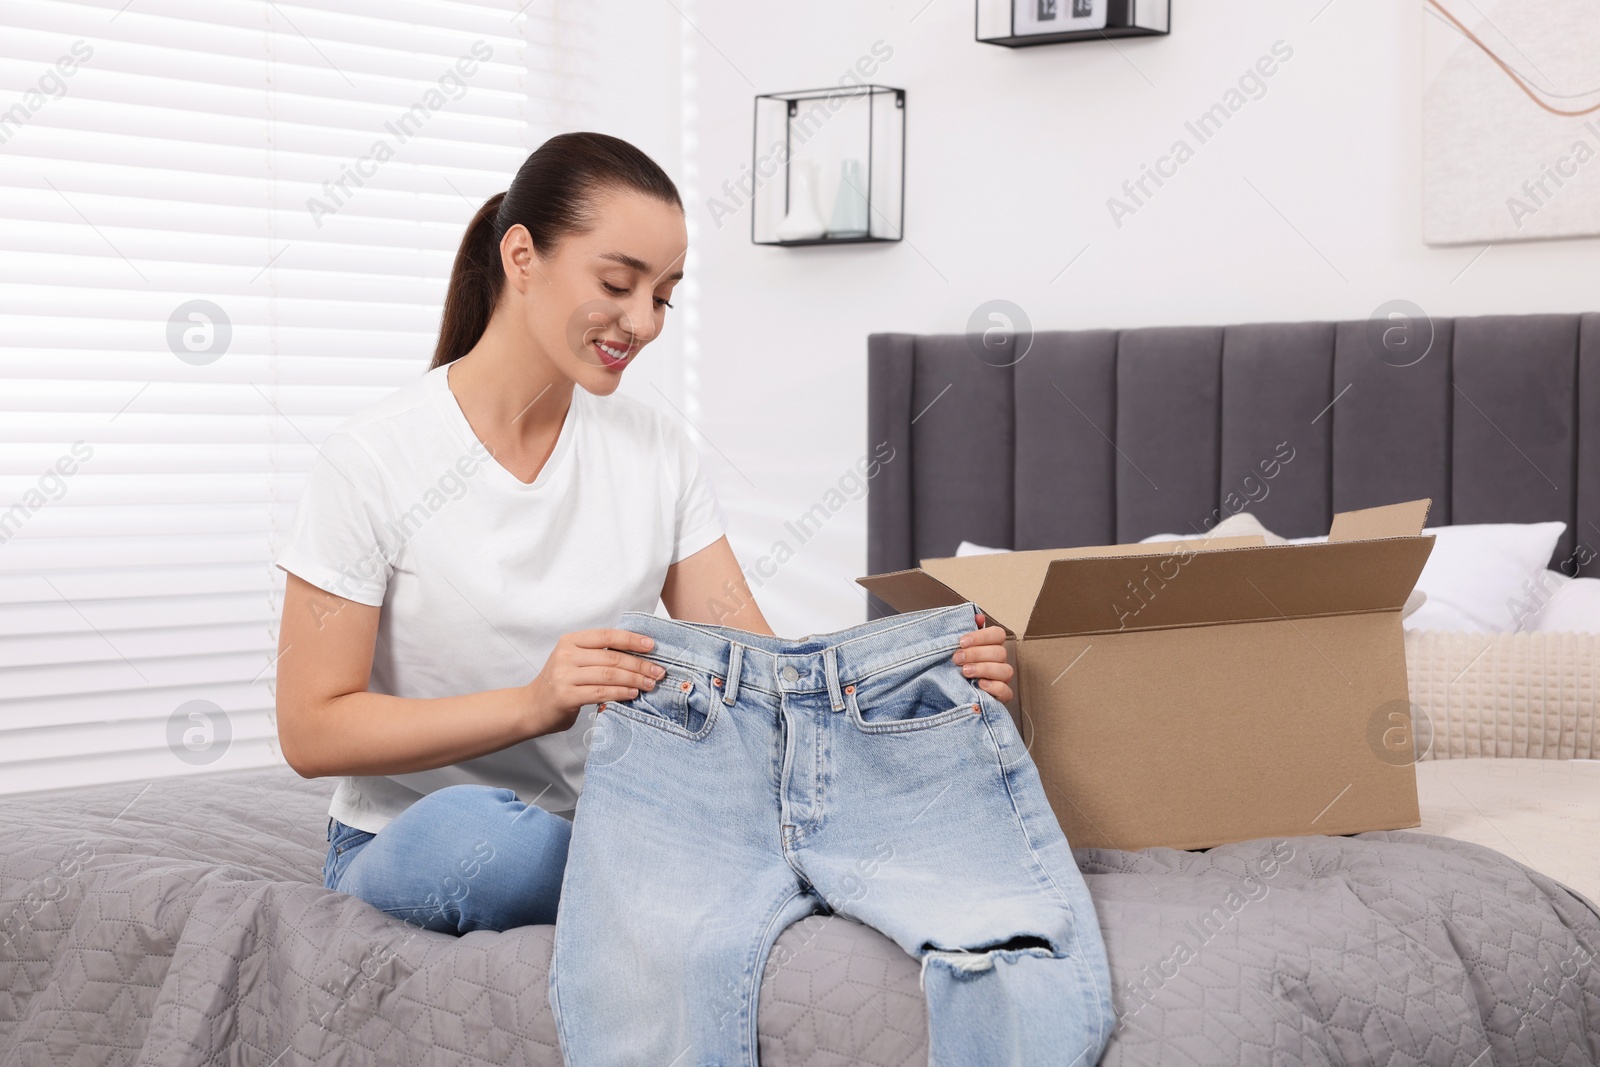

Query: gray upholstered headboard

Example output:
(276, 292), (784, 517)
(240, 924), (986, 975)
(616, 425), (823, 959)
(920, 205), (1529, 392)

(866, 314), (1599, 593)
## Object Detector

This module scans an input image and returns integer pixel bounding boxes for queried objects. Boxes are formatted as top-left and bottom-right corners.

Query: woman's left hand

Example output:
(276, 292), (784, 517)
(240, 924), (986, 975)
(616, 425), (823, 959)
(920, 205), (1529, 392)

(953, 612), (1015, 704)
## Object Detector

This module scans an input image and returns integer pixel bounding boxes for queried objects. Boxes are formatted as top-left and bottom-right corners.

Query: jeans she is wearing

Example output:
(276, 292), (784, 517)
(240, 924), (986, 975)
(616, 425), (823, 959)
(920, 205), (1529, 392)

(323, 783), (571, 934)
(549, 601), (1116, 1067)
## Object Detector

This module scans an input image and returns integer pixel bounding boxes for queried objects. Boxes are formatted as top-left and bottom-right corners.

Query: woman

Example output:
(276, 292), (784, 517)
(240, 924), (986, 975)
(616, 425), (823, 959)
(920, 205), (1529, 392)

(274, 132), (1015, 935)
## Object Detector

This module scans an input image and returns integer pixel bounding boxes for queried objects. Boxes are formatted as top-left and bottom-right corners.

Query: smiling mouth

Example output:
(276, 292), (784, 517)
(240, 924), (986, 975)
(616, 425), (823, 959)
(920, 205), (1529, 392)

(593, 339), (635, 368)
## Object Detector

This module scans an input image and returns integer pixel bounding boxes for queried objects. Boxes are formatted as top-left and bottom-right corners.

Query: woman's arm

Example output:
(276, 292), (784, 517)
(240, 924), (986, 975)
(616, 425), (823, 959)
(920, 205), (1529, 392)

(660, 536), (1016, 703)
(660, 535), (774, 633)
(275, 573), (663, 779)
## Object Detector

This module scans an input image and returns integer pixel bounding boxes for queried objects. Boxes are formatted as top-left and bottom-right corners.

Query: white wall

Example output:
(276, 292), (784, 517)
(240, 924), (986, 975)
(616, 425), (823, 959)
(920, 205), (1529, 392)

(666, 0), (1600, 637)
(575, 0), (690, 412)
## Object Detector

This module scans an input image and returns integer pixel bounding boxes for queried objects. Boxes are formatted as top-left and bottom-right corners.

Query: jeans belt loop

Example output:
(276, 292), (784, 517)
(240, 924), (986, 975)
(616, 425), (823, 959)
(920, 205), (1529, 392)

(723, 642), (743, 705)
(822, 646), (845, 711)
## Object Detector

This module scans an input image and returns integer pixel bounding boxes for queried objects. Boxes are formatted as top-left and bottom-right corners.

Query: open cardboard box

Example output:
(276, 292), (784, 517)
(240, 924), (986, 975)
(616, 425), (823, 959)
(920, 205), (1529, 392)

(857, 500), (1437, 851)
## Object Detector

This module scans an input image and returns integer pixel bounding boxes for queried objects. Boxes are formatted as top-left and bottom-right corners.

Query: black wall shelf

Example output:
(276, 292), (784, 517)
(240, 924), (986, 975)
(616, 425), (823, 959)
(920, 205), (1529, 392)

(751, 85), (906, 247)
(977, 0), (1170, 47)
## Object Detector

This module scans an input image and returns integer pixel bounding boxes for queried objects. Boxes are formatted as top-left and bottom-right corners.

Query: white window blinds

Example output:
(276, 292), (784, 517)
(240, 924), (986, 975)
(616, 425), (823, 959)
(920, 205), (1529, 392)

(0, 0), (582, 794)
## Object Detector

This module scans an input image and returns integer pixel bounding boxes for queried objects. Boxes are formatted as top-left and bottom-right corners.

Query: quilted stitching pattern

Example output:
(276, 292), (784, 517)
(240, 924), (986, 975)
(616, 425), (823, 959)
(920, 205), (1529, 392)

(1406, 631), (1599, 760)
(759, 913), (930, 1066)
(2, 767), (1597, 1066)
(1081, 834), (1600, 1066)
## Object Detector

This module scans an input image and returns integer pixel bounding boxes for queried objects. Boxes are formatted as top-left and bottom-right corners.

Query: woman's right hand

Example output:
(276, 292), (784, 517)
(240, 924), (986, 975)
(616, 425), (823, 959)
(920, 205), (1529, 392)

(524, 628), (666, 736)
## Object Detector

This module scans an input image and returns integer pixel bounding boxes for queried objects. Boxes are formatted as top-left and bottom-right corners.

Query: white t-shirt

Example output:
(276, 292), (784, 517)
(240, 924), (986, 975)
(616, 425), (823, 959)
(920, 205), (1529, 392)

(273, 361), (727, 833)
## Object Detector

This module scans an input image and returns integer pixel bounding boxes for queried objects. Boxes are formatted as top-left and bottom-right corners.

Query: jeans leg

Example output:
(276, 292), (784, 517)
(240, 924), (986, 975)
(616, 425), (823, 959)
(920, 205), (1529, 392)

(550, 691), (811, 1067)
(335, 783), (571, 933)
(799, 691), (1116, 1067)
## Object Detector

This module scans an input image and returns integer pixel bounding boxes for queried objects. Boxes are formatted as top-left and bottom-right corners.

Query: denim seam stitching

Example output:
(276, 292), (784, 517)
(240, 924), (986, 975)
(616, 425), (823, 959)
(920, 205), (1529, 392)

(846, 697), (976, 734)
(643, 643), (963, 697)
(833, 636), (961, 669)
(633, 604), (973, 695)
(746, 885), (813, 1066)
(813, 711), (827, 833)
(626, 601), (971, 659)
(550, 930), (574, 1062)
(690, 641), (962, 697)
(636, 653), (715, 679)
(724, 641), (743, 705)
(822, 603), (976, 656)
(616, 665), (700, 731)
(843, 682), (979, 734)
(1065, 917), (1112, 1052)
(333, 833), (372, 856)
(608, 692), (718, 740)
(977, 698), (1081, 917)
(838, 640), (966, 687)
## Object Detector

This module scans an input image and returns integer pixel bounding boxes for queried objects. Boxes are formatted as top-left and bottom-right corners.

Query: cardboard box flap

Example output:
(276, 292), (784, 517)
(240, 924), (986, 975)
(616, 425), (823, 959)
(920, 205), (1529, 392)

(909, 537), (1266, 634)
(918, 551), (1068, 634)
(1328, 498), (1432, 542)
(1024, 537), (1436, 637)
(855, 568), (967, 615)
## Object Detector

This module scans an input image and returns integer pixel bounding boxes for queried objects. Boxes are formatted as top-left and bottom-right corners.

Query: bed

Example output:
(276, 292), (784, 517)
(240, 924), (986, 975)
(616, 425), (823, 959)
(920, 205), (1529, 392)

(2, 764), (1597, 1066)
(4, 312), (1598, 1066)
(863, 311), (1600, 1061)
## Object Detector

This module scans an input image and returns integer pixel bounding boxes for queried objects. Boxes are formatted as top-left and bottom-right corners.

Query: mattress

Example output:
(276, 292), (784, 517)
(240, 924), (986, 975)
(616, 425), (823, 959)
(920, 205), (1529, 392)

(3, 766), (1598, 1066)
(1416, 756), (1600, 905)
(1407, 630), (1599, 760)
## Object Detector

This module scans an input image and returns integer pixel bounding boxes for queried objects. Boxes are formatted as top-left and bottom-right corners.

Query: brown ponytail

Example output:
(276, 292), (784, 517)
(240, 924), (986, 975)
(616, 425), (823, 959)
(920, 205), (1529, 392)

(430, 132), (682, 369)
(433, 192), (505, 369)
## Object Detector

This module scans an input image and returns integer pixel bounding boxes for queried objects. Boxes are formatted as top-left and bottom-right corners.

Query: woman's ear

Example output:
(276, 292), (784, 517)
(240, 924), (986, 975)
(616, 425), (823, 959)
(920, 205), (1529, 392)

(499, 224), (539, 293)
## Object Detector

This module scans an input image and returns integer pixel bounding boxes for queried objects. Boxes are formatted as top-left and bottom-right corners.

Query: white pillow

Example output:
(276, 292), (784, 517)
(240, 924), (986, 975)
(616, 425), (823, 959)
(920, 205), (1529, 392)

(1526, 574), (1600, 632)
(1138, 511), (1327, 545)
(955, 540), (1009, 556)
(1138, 511), (1271, 544)
(1403, 522), (1567, 632)
(1142, 514), (1422, 615)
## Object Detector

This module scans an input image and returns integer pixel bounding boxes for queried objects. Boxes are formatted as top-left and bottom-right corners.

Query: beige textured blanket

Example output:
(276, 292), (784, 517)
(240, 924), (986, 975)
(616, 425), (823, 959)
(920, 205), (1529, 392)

(1405, 630), (1599, 761)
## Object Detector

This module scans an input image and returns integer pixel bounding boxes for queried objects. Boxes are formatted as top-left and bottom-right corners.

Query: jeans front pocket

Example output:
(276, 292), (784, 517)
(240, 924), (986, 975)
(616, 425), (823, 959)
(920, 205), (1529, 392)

(324, 818), (376, 890)
(845, 653), (983, 734)
(606, 663), (718, 740)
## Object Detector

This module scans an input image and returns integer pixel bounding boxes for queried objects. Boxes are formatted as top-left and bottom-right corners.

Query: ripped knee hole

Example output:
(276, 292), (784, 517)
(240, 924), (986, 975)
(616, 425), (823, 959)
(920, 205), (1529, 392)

(919, 934), (1060, 974)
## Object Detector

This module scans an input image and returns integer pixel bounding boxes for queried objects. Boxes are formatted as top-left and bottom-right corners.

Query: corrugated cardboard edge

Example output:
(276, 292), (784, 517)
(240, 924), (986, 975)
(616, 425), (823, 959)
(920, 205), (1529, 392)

(1024, 535), (1437, 638)
(856, 501), (1435, 630)
(855, 568), (966, 616)
(860, 536), (1266, 634)
(1328, 498), (1433, 542)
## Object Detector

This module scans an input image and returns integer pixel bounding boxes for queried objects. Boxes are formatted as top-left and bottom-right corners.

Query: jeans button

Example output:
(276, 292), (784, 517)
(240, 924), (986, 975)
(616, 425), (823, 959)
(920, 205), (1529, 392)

(781, 664), (799, 685)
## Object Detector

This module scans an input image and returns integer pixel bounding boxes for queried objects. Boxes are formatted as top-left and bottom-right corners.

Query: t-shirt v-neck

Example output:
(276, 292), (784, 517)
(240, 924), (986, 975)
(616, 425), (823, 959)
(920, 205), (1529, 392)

(437, 361), (580, 492)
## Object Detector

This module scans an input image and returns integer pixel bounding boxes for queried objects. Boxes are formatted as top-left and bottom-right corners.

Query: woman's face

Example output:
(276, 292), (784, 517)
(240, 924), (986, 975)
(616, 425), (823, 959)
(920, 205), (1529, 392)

(499, 186), (687, 396)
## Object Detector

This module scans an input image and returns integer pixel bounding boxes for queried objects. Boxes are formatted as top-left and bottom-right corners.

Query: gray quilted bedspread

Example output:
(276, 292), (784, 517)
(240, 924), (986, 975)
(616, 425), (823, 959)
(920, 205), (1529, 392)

(2, 767), (1596, 1066)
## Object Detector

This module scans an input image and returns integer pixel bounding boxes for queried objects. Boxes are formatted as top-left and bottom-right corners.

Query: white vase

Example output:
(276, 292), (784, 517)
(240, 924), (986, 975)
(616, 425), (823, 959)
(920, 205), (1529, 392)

(828, 158), (869, 238)
(776, 159), (827, 241)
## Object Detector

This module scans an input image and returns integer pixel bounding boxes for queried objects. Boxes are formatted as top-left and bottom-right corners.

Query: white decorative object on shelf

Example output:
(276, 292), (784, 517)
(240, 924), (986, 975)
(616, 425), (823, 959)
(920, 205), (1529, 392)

(752, 85), (904, 246)
(775, 159), (827, 242)
(828, 158), (870, 238)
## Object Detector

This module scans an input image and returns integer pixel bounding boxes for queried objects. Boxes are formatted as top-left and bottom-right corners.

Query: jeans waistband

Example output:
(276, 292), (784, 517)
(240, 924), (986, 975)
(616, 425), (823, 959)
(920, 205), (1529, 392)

(616, 602), (983, 709)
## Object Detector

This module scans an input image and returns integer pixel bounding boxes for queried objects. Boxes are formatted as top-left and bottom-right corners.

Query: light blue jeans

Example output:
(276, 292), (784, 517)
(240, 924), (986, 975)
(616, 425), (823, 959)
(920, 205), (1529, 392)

(549, 601), (1116, 1067)
(323, 783), (571, 934)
